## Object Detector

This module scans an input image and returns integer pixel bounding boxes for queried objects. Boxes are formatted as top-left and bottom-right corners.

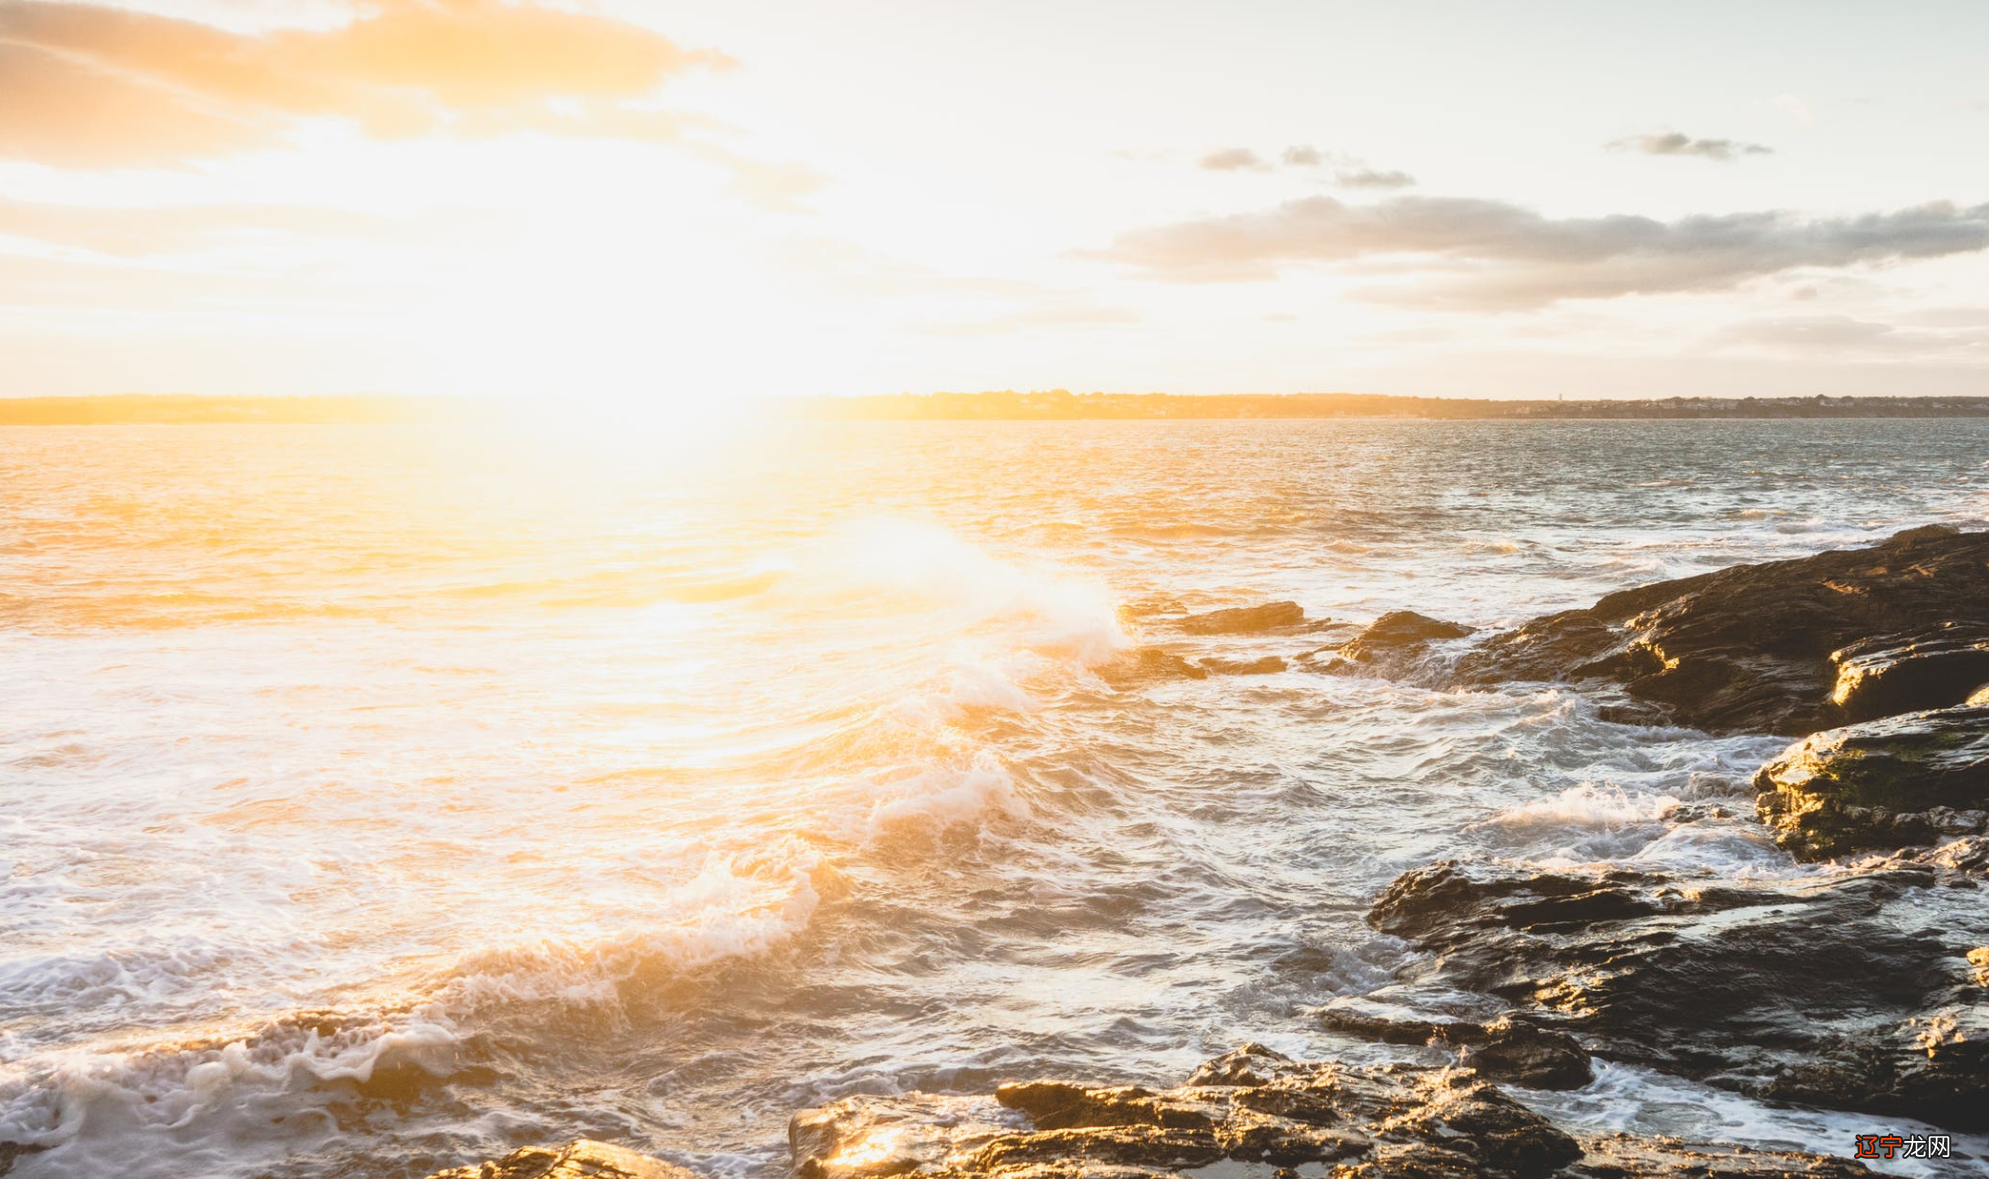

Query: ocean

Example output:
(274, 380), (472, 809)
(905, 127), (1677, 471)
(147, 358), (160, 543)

(2, 418), (1986, 1178)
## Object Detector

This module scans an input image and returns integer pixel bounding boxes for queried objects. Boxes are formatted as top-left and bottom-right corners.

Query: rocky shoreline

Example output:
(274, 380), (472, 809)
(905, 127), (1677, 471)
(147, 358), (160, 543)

(428, 528), (1989, 1179)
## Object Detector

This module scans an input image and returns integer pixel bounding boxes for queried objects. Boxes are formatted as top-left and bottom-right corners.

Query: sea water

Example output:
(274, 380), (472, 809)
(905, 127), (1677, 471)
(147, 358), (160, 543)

(2, 418), (1985, 1178)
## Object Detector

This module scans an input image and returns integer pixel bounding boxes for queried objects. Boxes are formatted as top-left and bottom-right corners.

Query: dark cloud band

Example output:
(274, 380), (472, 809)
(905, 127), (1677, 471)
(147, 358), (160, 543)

(1086, 194), (1989, 308)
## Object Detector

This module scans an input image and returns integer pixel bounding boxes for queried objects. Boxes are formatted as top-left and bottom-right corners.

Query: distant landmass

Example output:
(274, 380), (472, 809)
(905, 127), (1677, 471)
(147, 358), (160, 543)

(6, 391), (1989, 424)
(0, 395), (460, 425)
(792, 390), (1989, 420)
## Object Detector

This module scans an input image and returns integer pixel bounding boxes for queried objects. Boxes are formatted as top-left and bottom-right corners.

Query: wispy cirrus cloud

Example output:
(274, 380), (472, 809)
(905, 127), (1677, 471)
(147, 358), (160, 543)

(0, 0), (724, 166)
(1085, 194), (1989, 309)
(1197, 143), (1415, 189)
(1607, 131), (1773, 162)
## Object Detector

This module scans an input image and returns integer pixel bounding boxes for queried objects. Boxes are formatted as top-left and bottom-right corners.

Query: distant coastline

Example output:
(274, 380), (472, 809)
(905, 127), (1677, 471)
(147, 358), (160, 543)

(0, 395), (459, 425)
(6, 391), (1989, 424)
(790, 390), (1989, 420)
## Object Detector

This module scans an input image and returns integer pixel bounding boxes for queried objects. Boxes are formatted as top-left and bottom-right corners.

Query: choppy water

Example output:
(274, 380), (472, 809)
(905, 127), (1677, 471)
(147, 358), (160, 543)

(3, 418), (1987, 1179)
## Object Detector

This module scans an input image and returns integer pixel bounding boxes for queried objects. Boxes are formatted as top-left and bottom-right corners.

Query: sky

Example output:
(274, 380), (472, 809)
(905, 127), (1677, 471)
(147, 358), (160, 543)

(2, 0), (1987, 404)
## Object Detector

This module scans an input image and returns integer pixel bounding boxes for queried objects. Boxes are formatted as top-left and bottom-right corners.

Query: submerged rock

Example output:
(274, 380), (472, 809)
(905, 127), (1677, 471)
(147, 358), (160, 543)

(1450, 526), (1989, 736)
(424, 1140), (698, 1179)
(1097, 646), (1210, 687)
(1198, 654), (1289, 675)
(789, 1045), (1866, 1179)
(1754, 704), (1989, 859)
(1363, 858), (1989, 1130)
(1336, 612), (1479, 668)
(1178, 600), (1309, 635)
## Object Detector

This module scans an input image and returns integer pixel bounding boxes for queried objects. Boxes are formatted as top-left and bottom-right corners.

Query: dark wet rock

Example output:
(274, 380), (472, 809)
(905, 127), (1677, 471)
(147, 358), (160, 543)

(1198, 655), (1289, 676)
(1451, 526), (1989, 736)
(790, 1045), (1867, 1179)
(1178, 601), (1309, 635)
(1097, 646), (1209, 687)
(1753, 704), (1989, 859)
(1364, 858), (1989, 1130)
(1764, 1003), (1989, 1134)
(424, 1140), (699, 1179)
(1830, 623), (1989, 723)
(1317, 990), (1593, 1090)
(0, 1143), (50, 1178)
(1337, 611), (1476, 661)
(1877, 834), (1989, 874)
(1458, 1018), (1595, 1091)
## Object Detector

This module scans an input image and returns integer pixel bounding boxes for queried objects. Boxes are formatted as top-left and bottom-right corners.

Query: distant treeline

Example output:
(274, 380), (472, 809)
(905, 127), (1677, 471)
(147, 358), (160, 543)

(792, 390), (1989, 420)
(0, 395), (461, 425)
(9, 391), (1989, 424)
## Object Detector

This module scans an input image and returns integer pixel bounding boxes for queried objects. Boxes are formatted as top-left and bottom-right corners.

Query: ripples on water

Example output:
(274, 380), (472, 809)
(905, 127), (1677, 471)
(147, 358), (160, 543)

(1, 419), (1986, 1178)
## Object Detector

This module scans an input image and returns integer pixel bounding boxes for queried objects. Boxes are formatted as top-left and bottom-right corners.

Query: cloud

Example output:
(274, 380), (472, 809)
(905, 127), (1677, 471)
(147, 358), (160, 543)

(1773, 94), (1815, 127)
(1337, 168), (1416, 189)
(0, 0), (726, 166)
(1714, 315), (1989, 356)
(1085, 194), (1989, 309)
(1607, 132), (1773, 162)
(1205, 143), (1416, 188)
(1200, 147), (1270, 172)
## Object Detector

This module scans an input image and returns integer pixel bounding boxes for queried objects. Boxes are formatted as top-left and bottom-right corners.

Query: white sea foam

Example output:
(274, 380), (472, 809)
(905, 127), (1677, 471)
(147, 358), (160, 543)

(0, 840), (834, 1176)
(805, 756), (1024, 846)
(802, 518), (1127, 663)
(1489, 782), (1681, 829)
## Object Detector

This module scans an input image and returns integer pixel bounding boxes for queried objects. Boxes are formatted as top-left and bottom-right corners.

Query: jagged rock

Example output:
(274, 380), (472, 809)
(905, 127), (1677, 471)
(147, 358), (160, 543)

(789, 1045), (1867, 1179)
(424, 1140), (698, 1179)
(1363, 858), (1989, 1130)
(1754, 704), (1989, 859)
(1334, 611), (1476, 666)
(1178, 601), (1309, 635)
(1830, 624), (1989, 723)
(1458, 1018), (1595, 1091)
(1450, 526), (1989, 736)
(1876, 835), (1989, 874)
(1198, 655), (1288, 675)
